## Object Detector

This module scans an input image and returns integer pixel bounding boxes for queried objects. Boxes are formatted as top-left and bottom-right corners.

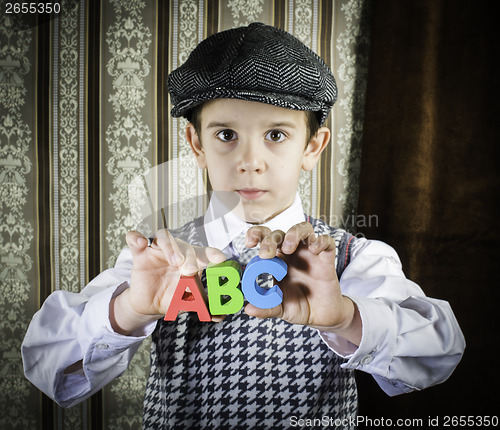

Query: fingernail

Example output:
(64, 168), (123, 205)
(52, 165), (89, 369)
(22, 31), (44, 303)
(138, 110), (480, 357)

(174, 253), (184, 266)
(184, 264), (198, 275)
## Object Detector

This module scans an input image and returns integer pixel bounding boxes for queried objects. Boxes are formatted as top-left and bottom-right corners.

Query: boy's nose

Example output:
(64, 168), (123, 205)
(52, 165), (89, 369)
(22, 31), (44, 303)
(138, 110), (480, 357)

(237, 143), (266, 174)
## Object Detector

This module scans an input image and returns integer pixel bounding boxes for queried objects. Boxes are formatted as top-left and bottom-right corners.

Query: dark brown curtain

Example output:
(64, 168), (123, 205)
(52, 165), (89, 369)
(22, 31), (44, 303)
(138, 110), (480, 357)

(357, 0), (499, 423)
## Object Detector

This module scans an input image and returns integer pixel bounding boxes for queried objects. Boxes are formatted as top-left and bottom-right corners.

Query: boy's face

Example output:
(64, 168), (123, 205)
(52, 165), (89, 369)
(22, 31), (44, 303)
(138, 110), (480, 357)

(186, 99), (330, 224)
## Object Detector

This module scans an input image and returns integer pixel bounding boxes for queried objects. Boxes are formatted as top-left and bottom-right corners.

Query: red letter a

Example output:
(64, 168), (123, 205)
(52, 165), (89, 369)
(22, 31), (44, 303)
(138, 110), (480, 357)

(164, 275), (211, 322)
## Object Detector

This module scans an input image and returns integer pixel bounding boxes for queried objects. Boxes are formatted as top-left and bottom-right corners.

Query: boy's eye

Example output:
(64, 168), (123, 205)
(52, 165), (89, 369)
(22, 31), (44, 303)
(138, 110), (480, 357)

(216, 129), (237, 142)
(265, 130), (286, 143)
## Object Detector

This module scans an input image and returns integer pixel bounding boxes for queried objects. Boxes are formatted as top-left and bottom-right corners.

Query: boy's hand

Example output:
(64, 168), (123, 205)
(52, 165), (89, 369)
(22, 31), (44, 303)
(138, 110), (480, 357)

(110, 230), (226, 335)
(244, 222), (362, 345)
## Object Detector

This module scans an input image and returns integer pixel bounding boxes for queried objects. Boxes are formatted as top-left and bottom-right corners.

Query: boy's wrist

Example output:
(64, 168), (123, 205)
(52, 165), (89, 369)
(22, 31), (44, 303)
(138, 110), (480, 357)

(319, 296), (362, 346)
(109, 288), (161, 336)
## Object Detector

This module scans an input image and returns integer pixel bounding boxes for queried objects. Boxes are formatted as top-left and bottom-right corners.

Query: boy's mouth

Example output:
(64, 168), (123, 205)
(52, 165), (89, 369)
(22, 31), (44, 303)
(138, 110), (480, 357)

(236, 188), (266, 200)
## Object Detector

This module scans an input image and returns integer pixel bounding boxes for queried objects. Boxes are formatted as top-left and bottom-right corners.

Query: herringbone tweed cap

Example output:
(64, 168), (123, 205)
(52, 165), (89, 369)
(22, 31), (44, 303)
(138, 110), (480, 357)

(168, 22), (337, 125)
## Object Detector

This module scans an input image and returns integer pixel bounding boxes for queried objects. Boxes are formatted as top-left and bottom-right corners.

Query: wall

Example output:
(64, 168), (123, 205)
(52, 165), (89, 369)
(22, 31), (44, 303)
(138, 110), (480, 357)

(0, 0), (370, 428)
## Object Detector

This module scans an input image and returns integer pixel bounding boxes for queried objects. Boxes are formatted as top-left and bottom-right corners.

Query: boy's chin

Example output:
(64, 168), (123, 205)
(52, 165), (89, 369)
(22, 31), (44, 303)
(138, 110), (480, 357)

(210, 190), (285, 224)
(237, 204), (282, 225)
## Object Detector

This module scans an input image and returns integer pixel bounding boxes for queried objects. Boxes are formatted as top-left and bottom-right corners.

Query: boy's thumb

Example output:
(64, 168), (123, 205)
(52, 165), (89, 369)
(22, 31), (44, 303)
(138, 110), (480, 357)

(126, 231), (148, 250)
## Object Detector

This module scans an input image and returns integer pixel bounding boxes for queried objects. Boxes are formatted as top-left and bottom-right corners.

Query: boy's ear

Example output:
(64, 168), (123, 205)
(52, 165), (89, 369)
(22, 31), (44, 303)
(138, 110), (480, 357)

(302, 127), (330, 171)
(186, 123), (207, 169)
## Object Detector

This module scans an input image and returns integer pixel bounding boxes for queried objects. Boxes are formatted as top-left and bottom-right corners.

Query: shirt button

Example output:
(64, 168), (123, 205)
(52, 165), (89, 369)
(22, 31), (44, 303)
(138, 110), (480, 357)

(360, 355), (373, 365)
(96, 343), (109, 350)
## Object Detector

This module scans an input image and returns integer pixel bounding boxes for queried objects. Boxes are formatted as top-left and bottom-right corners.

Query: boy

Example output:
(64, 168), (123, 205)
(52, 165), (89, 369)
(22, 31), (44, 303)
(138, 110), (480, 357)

(22, 23), (465, 429)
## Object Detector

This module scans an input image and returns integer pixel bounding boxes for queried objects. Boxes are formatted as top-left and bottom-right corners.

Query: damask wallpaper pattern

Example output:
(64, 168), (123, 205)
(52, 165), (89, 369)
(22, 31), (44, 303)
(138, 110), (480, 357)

(0, 0), (371, 428)
(0, 7), (37, 429)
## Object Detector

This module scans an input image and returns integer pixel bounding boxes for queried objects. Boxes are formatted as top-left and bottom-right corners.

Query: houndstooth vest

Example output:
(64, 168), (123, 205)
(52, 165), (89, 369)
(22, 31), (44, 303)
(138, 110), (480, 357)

(143, 216), (358, 429)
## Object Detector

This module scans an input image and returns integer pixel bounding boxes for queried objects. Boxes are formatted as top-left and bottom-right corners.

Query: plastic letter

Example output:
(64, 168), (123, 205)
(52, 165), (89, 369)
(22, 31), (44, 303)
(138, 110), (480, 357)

(241, 256), (288, 309)
(206, 260), (244, 315)
(164, 275), (211, 322)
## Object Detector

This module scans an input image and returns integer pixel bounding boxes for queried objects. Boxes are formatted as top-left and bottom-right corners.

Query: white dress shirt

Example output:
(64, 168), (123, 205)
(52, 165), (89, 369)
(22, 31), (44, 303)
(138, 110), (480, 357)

(204, 192), (306, 256)
(21, 194), (465, 407)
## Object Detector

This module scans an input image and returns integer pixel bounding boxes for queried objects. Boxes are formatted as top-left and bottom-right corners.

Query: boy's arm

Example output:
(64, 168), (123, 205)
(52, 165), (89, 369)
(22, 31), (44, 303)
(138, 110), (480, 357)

(319, 237), (465, 396)
(21, 248), (156, 408)
(22, 230), (226, 407)
(244, 224), (465, 396)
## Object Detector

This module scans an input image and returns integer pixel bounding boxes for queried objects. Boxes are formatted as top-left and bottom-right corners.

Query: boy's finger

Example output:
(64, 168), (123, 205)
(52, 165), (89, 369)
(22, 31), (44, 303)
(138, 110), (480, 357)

(245, 226), (272, 247)
(259, 229), (286, 258)
(155, 229), (184, 266)
(175, 240), (200, 276)
(244, 303), (283, 320)
(281, 222), (315, 254)
(308, 234), (336, 255)
(126, 231), (149, 251)
(193, 245), (227, 268)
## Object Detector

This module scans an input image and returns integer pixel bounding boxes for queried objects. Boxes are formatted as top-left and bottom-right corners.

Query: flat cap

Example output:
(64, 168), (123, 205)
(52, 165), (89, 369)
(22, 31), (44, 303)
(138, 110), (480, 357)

(168, 22), (337, 125)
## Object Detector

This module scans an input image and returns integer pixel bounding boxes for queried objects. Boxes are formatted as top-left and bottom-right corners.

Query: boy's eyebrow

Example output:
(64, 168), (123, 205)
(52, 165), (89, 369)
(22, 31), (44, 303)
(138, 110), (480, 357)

(206, 121), (234, 129)
(267, 121), (298, 129)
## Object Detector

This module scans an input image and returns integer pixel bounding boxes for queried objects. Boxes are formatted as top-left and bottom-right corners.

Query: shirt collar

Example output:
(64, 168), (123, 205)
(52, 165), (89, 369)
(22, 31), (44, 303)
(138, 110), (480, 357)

(204, 192), (305, 252)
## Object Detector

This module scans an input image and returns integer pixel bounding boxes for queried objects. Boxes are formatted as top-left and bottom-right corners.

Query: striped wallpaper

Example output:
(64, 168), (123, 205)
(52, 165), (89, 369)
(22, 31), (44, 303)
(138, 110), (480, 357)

(0, 0), (371, 428)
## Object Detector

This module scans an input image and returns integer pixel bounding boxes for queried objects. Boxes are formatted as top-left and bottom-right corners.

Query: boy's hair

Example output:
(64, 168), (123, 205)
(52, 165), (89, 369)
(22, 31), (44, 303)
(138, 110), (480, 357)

(187, 103), (321, 143)
(168, 23), (337, 126)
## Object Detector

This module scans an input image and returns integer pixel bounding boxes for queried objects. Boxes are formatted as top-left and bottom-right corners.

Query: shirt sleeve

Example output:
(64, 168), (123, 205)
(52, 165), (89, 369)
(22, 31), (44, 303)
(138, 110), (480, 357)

(319, 237), (465, 396)
(21, 248), (157, 408)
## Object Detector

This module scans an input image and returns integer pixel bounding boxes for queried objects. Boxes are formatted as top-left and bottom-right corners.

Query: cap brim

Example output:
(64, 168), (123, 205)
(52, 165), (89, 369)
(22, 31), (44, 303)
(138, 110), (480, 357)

(171, 88), (333, 125)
